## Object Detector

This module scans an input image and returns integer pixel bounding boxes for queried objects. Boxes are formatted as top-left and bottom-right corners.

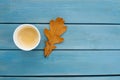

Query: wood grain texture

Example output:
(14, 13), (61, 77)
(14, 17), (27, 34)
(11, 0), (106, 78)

(1, 0), (120, 23)
(0, 51), (120, 75)
(1, 24), (120, 49)
(1, 0), (120, 78)
(0, 77), (120, 80)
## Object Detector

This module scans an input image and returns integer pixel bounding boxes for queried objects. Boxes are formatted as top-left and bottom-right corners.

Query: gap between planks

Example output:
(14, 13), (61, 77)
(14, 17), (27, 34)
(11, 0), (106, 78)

(1, 23), (120, 25)
(0, 74), (120, 77)
(1, 49), (120, 51)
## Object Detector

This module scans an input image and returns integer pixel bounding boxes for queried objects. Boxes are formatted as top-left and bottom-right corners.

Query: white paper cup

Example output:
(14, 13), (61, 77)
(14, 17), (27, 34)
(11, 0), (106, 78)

(13, 24), (41, 51)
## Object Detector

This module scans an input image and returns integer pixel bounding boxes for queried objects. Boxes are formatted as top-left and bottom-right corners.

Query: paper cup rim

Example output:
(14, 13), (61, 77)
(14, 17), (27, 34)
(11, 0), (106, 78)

(13, 24), (41, 51)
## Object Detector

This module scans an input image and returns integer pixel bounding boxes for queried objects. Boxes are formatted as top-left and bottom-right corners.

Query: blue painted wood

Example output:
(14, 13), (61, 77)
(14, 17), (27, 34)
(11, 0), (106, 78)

(1, 0), (120, 78)
(1, 24), (120, 49)
(0, 51), (120, 75)
(1, 0), (120, 23)
(0, 77), (120, 80)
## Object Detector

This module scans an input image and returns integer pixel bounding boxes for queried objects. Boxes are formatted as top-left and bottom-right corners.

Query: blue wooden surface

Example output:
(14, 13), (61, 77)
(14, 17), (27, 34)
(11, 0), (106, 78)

(0, 51), (120, 75)
(1, 24), (120, 49)
(0, 0), (120, 80)
(1, 0), (120, 23)
(0, 77), (120, 80)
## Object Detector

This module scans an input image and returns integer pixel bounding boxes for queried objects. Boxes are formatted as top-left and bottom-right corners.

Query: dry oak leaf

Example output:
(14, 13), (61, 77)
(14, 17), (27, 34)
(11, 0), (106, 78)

(44, 17), (67, 57)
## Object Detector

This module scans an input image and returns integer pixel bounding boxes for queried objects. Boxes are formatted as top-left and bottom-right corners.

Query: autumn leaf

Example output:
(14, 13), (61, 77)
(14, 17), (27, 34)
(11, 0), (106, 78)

(44, 17), (67, 57)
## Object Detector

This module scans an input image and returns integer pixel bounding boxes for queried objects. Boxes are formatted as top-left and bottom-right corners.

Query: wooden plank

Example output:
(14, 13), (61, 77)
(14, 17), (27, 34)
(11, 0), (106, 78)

(0, 51), (120, 75)
(1, 0), (120, 23)
(0, 77), (120, 80)
(1, 24), (120, 49)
